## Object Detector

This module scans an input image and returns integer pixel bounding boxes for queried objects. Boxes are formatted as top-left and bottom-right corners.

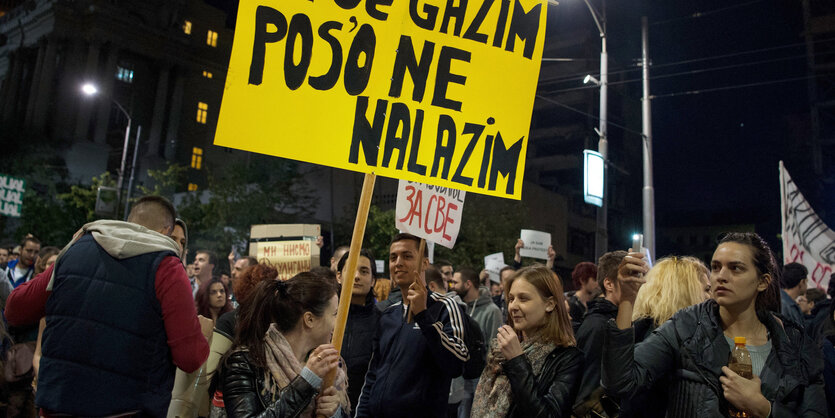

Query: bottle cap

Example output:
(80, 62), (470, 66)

(734, 336), (746, 344)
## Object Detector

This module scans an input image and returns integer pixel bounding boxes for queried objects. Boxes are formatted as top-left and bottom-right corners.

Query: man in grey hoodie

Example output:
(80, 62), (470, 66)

(448, 267), (504, 418)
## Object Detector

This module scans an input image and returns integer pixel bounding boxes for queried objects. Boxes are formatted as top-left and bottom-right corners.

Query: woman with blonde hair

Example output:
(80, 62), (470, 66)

(620, 256), (711, 418)
(471, 265), (582, 417)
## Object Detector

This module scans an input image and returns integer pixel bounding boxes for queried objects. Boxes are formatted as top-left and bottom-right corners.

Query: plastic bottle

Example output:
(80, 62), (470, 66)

(728, 336), (753, 418)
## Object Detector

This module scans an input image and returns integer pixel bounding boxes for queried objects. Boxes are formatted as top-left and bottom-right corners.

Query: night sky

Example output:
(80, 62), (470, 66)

(206, 0), (832, 255)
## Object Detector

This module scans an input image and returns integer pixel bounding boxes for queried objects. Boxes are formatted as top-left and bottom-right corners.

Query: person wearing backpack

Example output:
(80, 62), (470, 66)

(449, 267), (502, 417)
(355, 233), (469, 418)
(471, 265), (582, 418)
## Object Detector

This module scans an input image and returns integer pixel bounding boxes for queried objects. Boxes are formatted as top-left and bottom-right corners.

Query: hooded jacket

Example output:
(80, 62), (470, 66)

(355, 291), (469, 418)
(602, 299), (826, 417)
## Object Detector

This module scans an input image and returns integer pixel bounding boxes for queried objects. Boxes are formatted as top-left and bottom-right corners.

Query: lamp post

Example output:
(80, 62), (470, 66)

(580, 0), (608, 259)
(81, 82), (132, 220)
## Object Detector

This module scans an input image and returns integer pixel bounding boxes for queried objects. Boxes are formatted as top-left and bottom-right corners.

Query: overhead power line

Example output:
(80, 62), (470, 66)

(649, 73), (832, 99)
(650, 0), (767, 26)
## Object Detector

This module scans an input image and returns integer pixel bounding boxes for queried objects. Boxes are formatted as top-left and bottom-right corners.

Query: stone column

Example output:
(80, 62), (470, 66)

(164, 69), (184, 161)
(74, 41), (102, 141)
(24, 40), (47, 127)
(93, 44), (120, 145)
(32, 37), (60, 132)
(147, 63), (170, 157)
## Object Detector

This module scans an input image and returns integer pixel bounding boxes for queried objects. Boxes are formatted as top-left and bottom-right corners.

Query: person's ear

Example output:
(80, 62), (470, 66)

(336, 271), (343, 285)
(303, 311), (315, 329)
(545, 296), (556, 313)
(757, 274), (771, 292)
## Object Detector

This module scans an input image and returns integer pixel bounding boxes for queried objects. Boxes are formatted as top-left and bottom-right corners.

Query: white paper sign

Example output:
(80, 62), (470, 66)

(520, 229), (551, 260)
(484, 252), (506, 284)
(395, 180), (466, 249)
(375, 260), (385, 276)
(780, 162), (834, 290)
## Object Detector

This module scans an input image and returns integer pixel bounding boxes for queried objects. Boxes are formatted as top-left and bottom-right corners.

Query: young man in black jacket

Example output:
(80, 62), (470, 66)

(355, 233), (469, 418)
(573, 250), (626, 416)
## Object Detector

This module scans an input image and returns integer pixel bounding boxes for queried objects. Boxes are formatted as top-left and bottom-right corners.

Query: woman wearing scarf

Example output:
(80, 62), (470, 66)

(471, 265), (582, 417)
(221, 272), (350, 417)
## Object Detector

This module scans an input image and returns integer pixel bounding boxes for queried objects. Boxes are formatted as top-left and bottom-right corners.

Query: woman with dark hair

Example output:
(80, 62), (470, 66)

(196, 278), (234, 322)
(603, 232), (825, 416)
(471, 265), (582, 417)
(221, 272), (349, 417)
(334, 249), (377, 416)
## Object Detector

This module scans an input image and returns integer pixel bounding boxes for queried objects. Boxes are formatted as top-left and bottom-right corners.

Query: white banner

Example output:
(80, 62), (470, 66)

(780, 161), (835, 290)
(395, 180), (465, 249)
(520, 229), (551, 260)
(484, 252), (506, 284)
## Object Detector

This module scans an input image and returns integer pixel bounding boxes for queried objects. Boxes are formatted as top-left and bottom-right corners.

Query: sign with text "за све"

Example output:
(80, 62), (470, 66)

(0, 174), (25, 218)
(215, 0), (548, 200)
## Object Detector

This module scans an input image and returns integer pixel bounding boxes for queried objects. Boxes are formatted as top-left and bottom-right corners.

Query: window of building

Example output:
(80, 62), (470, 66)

(191, 147), (203, 170)
(116, 66), (134, 83)
(206, 30), (218, 47)
(196, 102), (208, 124)
(183, 20), (192, 35)
(188, 183), (198, 191)
(202, 70), (213, 79)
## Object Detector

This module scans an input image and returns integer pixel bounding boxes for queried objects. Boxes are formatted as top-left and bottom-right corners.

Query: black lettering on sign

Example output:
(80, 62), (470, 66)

(451, 122), (484, 186)
(408, 109), (427, 175)
(492, 0), (510, 48)
(478, 133), (494, 188)
(440, 0), (468, 37)
(345, 24), (376, 95)
(463, 0), (492, 44)
(432, 46), (471, 111)
(410, 0), (439, 30)
(505, 0), (540, 59)
(334, 0), (362, 9)
(431, 115), (456, 179)
(349, 96), (388, 166)
(285, 14), (314, 90)
(389, 36), (435, 102)
(249, 6), (287, 85)
(367, 0), (394, 21)
(489, 132), (522, 194)
(309, 21), (343, 91)
(382, 102), (411, 169)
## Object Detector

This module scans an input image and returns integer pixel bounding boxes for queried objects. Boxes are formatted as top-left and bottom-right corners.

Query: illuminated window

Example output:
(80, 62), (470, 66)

(188, 183), (198, 191)
(183, 20), (192, 35)
(191, 147), (203, 170)
(202, 70), (213, 79)
(196, 102), (208, 124)
(206, 30), (218, 47)
(116, 66), (134, 83)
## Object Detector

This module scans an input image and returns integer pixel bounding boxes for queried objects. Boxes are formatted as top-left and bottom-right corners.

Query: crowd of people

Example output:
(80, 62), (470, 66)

(0, 194), (832, 417)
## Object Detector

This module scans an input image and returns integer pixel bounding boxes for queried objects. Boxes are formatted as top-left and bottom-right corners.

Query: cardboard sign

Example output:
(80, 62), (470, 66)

(257, 240), (313, 280)
(484, 252), (506, 283)
(395, 180), (465, 249)
(215, 0), (548, 200)
(520, 229), (550, 260)
(0, 174), (25, 218)
(780, 162), (834, 290)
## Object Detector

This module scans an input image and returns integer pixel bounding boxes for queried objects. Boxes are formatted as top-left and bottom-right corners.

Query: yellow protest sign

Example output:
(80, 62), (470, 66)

(215, 0), (548, 199)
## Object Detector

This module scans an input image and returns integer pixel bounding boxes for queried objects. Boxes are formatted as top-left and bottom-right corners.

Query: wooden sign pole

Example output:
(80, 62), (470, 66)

(321, 172), (376, 391)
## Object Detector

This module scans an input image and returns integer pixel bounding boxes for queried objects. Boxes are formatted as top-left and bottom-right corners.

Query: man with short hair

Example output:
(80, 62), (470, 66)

(425, 266), (447, 294)
(232, 256), (257, 281)
(0, 245), (9, 270)
(448, 267), (502, 417)
(171, 219), (188, 263)
(5, 195), (209, 416)
(356, 233), (468, 418)
(574, 250), (627, 415)
(436, 259), (454, 291)
(192, 250), (217, 297)
(781, 262), (808, 326)
(330, 245), (350, 272)
(5, 236), (40, 288)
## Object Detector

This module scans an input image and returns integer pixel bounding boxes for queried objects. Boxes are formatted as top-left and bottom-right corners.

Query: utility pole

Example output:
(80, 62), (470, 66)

(641, 16), (656, 258)
(585, 0), (609, 260)
(123, 125), (142, 221)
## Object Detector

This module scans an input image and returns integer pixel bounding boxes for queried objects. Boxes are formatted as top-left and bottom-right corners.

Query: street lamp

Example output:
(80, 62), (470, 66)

(578, 0), (609, 259)
(80, 82), (133, 220)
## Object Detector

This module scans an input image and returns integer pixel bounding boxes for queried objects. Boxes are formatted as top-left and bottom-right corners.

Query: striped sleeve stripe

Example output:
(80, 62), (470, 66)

(428, 294), (469, 361)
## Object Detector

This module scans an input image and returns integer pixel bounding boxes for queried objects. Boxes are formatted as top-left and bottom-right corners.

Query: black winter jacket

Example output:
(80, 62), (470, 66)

(574, 297), (618, 406)
(342, 301), (378, 415)
(503, 346), (583, 418)
(221, 350), (319, 418)
(602, 299), (826, 417)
